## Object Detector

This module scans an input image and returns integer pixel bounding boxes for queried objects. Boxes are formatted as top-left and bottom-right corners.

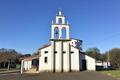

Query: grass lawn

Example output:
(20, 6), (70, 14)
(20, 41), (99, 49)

(0, 68), (20, 72)
(0, 68), (8, 72)
(99, 70), (120, 79)
(0, 72), (118, 80)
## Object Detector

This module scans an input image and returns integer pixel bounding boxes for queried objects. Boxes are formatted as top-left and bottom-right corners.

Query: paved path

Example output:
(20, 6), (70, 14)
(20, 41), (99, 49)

(0, 71), (119, 80)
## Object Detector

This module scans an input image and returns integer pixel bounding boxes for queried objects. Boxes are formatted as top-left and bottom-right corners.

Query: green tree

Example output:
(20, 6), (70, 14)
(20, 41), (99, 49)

(32, 51), (39, 56)
(100, 53), (108, 61)
(0, 48), (21, 69)
(109, 48), (120, 69)
(86, 47), (102, 60)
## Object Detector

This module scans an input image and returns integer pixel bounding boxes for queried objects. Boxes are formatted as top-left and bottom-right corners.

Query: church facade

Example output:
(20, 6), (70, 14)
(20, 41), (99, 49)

(21, 10), (96, 73)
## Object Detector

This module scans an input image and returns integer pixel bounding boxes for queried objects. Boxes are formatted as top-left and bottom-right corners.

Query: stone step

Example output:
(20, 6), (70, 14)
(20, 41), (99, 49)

(24, 68), (39, 73)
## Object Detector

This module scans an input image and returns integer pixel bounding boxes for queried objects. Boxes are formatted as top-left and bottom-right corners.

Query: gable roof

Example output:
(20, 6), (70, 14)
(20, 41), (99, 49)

(20, 55), (39, 61)
(38, 44), (51, 50)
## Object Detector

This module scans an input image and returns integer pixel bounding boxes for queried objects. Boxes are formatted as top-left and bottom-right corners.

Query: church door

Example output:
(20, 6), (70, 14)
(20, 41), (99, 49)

(82, 59), (87, 70)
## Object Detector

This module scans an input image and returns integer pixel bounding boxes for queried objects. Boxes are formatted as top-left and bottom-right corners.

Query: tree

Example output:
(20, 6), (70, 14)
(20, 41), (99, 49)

(0, 48), (21, 69)
(108, 48), (120, 69)
(32, 51), (39, 56)
(100, 53), (108, 61)
(86, 47), (102, 60)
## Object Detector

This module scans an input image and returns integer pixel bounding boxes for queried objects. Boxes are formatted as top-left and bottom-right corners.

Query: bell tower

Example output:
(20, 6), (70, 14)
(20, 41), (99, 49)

(50, 9), (70, 72)
(51, 9), (70, 40)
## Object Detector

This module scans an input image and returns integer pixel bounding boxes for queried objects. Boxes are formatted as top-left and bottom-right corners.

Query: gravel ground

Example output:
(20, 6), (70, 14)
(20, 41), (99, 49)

(0, 71), (118, 80)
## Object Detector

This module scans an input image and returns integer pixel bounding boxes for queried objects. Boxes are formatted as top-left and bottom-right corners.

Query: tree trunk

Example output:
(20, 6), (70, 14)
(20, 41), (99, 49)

(0, 63), (1, 68)
(7, 61), (10, 70)
(7, 62), (9, 70)
(3, 62), (6, 68)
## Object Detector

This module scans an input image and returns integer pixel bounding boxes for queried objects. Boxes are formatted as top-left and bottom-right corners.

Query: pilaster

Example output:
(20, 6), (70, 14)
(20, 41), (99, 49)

(51, 41), (55, 72)
(66, 42), (70, 72)
(58, 41), (63, 72)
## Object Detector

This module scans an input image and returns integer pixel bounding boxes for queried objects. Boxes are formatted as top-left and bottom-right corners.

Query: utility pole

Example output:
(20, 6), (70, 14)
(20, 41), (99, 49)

(107, 51), (110, 69)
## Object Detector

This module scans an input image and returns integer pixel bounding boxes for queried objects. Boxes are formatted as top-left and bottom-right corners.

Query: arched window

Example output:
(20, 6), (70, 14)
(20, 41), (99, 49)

(54, 27), (59, 39)
(58, 18), (62, 24)
(62, 27), (66, 39)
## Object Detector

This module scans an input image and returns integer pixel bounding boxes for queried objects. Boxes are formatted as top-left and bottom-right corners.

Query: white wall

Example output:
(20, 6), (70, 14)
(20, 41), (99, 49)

(39, 41), (80, 72)
(80, 53), (96, 71)
(39, 46), (52, 72)
(23, 60), (32, 70)
(85, 55), (96, 70)
(55, 42), (61, 72)
(39, 42), (95, 72)
(63, 42), (68, 72)
(70, 46), (80, 71)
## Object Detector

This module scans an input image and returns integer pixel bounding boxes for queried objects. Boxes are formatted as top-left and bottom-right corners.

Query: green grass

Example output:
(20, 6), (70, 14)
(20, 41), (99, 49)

(0, 68), (8, 72)
(0, 68), (20, 72)
(99, 70), (120, 79)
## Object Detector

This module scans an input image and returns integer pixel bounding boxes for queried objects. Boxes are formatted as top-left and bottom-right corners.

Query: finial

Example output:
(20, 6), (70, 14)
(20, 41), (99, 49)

(58, 8), (62, 16)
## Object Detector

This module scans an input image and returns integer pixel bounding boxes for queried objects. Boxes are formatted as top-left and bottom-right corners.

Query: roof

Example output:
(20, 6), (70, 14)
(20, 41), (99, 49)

(70, 38), (82, 41)
(20, 55), (39, 61)
(38, 44), (51, 50)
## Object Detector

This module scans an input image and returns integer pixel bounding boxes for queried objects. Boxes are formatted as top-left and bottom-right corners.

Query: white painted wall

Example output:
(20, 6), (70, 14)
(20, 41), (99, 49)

(63, 42), (68, 72)
(39, 41), (79, 72)
(39, 46), (52, 72)
(23, 60), (32, 71)
(55, 41), (61, 72)
(70, 46), (80, 71)
(85, 55), (96, 70)
(80, 53), (96, 71)
(96, 61), (111, 69)
(39, 43), (96, 72)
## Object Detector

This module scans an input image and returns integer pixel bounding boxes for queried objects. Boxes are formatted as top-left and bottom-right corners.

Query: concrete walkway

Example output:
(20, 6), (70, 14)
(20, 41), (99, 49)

(0, 71), (119, 80)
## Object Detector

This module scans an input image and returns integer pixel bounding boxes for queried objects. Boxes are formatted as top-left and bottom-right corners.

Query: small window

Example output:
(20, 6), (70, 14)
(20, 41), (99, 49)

(54, 51), (57, 53)
(44, 57), (48, 63)
(71, 51), (74, 53)
(45, 51), (48, 53)
(58, 18), (62, 24)
(63, 51), (66, 53)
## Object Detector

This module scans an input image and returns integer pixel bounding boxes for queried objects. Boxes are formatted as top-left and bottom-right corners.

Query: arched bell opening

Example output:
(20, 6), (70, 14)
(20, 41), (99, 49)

(54, 27), (59, 39)
(61, 27), (67, 39)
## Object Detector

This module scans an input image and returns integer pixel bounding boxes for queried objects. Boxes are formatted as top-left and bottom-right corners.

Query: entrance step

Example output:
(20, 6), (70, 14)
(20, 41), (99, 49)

(24, 68), (39, 73)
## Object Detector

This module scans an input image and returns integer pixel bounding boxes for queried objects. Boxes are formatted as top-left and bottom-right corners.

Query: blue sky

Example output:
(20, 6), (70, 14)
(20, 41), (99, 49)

(0, 0), (120, 54)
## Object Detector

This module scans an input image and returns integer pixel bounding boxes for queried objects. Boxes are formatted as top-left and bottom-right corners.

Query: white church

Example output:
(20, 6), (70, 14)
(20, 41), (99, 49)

(21, 10), (96, 73)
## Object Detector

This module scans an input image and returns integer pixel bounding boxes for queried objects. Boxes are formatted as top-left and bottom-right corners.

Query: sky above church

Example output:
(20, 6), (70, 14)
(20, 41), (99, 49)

(0, 0), (120, 54)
